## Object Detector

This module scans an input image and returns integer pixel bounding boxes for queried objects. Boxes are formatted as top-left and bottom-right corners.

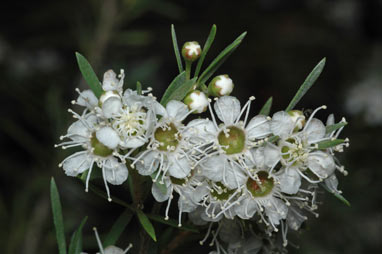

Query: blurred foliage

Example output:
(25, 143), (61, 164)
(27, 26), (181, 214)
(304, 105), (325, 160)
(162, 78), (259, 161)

(0, 0), (381, 253)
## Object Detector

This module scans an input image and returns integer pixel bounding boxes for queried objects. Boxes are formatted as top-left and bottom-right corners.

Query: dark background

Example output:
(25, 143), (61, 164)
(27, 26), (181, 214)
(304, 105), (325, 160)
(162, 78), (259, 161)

(0, 0), (381, 253)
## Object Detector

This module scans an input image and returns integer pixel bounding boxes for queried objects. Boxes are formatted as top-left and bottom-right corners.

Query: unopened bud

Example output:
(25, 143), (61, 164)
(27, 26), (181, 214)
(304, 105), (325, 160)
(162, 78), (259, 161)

(208, 75), (234, 97)
(183, 90), (208, 113)
(181, 41), (201, 62)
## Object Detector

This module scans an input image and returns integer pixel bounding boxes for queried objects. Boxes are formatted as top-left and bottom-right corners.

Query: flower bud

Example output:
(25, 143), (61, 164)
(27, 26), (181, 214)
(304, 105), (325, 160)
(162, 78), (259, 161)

(181, 41), (201, 62)
(183, 90), (208, 113)
(208, 74), (234, 97)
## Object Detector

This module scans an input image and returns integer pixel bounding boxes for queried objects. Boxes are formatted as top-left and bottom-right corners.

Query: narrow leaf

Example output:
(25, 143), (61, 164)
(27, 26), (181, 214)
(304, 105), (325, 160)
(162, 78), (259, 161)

(136, 81), (142, 95)
(165, 77), (197, 103)
(75, 52), (103, 98)
(137, 210), (157, 242)
(147, 214), (199, 233)
(326, 121), (347, 134)
(103, 210), (133, 247)
(317, 139), (345, 149)
(320, 183), (350, 206)
(285, 58), (326, 111)
(259, 97), (273, 116)
(171, 25), (184, 73)
(160, 75), (197, 106)
(194, 24), (217, 78)
(198, 31), (247, 85)
(68, 217), (88, 254)
(50, 178), (67, 254)
(160, 72), (186, 105)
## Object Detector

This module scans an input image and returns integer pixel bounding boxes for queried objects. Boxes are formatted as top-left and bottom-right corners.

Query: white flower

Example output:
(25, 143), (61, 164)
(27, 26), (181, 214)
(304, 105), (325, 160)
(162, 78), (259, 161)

(57, 110), (127, 201)
(133, 100), (195, 180)
(110, 88), (162, 149)
(184, 96), (272, 189)
(270, 106), (341, 183)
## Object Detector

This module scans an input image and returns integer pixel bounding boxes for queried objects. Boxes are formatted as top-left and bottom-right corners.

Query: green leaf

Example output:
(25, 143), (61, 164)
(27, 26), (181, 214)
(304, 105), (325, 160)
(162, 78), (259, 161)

(160, 72), (186, 105)
(137, 210), (157, 242)
(75, 52), (103, 98)
(320, 183), (350, 206)
(194, 24), (217, 78)
(198, 31), (247, 85)
(285, 58), (326, 111)
(317, 139), (345, 149)
(326, 121), (347, 134)
(146, 214), (199, 233)
(50, 178), (67, 254)
(160, 73), (197, 106)
(103, 210), (133, 247)
(171, 25), (184, 73)
(259, 97), (273, 116)
(68, 217), (88, 254)
(136, 81), (142, 95)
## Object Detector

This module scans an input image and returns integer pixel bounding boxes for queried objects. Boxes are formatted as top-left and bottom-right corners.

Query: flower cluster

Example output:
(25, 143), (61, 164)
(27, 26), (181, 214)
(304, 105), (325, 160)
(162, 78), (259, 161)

(57, 66), (349, 252)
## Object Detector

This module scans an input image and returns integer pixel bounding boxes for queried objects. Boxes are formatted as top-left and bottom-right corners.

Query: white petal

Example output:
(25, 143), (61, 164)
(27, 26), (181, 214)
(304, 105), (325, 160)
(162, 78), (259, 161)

(121, 137), (146, 149)
(102, 97), (122, 118)
(152, 181), (171, 202)
(307, 151), (335, 179)
(166, 100), (189, 121)
(264, 198), (288, 225)
(287, 207), (307, 231)
(102, 70), (119, 91)
(270, 111), (294, 139)
(152, 101), (167, 116)
(263, 143), (281, 168)
(136, 151), (159, 176)
(223, 162), (247, 190)
(183, 119), (216, 142)
(324, 174), (339, 193)
(279, 167), (301, 194)
(252, 147), (265, 168)
(96, 127), (120, 149)
(235, 198), (257, 219)
(200, 156), (224, 182)
(304, 118), (325, 143)
(168, 155), (191, 179)
(104, 246), (124, 254)
(192, 183), (209, 203)
(67, 120), (90, 142)
(178, 188), (197, 213)
(246, 115), (270, 139)
(63, 152), (91, 176)
(77, 90), (98, 109)
(214, 96), (241, 125)
(104, 159), (128, 185)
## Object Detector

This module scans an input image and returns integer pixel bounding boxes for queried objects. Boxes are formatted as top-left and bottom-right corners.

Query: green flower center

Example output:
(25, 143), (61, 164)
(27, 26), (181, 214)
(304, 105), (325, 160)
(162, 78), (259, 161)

(91, 134), (113, 157)
(211, 182), (236, 200)
(218, 126), (246, 155)
(246, 171), (274, 198)
(154, 123), (180, 151)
